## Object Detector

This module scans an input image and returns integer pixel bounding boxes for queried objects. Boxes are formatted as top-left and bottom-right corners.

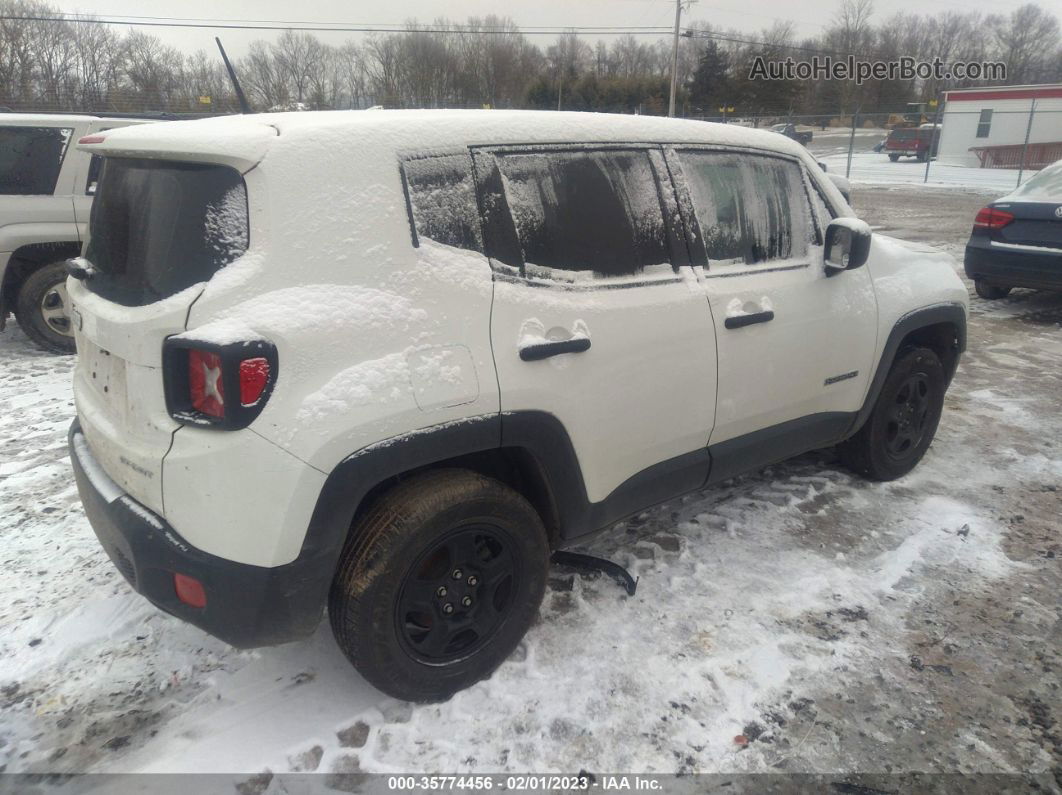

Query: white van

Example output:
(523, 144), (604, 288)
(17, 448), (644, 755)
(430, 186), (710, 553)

(66, 110), (968, 701)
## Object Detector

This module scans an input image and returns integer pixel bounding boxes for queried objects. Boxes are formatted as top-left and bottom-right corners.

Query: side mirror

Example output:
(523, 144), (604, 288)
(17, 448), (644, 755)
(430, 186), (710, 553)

(824, 219), (871, 274)
(818, 161), (828, 172)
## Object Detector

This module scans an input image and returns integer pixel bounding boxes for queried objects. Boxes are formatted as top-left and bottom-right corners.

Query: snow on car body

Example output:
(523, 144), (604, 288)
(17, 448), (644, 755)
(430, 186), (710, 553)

(66, 110), (969, 700)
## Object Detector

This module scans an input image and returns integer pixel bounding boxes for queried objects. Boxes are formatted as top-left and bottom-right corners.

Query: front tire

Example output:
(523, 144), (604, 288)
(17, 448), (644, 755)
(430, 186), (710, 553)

(974, 280), (1011, 300)
(888, 153), (900, 162)
(329, 469), (549, 702)
(840, 347), (946, 481)
(14, 262), (76, 354)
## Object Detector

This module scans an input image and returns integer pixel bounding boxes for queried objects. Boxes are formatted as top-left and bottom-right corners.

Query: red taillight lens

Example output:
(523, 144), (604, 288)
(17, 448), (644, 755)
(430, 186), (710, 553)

(973, 207), (1014, 229)
(78, 135), (106, 145)
(173, 573), (207, 608)
(165, 338), (276, 429)
(239, 357), (270, 406)
(188, 349), (225, 418)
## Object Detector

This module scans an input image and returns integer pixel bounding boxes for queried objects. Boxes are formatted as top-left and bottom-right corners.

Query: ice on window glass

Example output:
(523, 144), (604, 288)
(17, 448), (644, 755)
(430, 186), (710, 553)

(405, 154), (483, 252)
(679, 152), (812, 265)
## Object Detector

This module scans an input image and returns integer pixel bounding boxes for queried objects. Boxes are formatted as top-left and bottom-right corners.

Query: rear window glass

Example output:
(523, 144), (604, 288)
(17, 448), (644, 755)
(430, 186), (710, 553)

(0, 126), (72, 195)
(494, 149), (671, 280)
(84, 158), (248, 306)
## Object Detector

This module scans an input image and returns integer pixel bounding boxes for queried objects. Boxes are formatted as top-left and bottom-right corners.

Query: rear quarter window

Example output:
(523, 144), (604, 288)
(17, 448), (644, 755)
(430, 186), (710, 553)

(84, 158), (248, 306)
(402, 153), (483, 253)
(0, 126), (72, 195)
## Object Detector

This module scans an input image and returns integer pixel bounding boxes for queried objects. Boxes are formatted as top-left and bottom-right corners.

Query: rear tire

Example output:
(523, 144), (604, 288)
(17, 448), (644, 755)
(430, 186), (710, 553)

(329, 469), (549, 702)
(974, 280), (1011, 300)
(14, 262), (76, 354)
(888, 154), (900, 162)
(839, 347), (946, 481)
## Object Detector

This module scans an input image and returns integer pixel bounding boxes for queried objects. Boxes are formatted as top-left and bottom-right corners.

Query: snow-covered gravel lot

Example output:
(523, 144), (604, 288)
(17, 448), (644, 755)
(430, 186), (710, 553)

(0, 183), (1059, 788)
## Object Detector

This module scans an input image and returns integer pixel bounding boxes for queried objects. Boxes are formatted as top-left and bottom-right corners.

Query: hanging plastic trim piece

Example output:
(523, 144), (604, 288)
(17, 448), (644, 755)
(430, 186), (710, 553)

(551, 551), (638, 596)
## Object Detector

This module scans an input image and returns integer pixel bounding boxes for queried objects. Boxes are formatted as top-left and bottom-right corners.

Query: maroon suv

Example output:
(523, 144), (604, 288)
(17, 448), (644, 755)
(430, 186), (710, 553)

(885, 127), (939, 162)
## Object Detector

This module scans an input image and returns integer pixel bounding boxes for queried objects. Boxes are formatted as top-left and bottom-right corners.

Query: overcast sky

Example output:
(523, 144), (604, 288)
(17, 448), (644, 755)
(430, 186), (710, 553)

(52, 0), (1062, 58)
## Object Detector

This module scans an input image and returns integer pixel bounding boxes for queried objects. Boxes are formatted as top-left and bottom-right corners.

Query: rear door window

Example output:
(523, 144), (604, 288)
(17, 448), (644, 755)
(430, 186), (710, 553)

(84, 158), (248, 306)
(491, 148), (673, 281)
(0, 126), (72, 195)
(677, 150), (812, 266)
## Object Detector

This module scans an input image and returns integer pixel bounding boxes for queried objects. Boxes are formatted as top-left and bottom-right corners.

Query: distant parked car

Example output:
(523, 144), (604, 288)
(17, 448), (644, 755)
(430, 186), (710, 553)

(884, 126), (939, 162)
(770, 123), (813, 146)
(0, 112), (159, 352)
(964, 158), (1062, 299)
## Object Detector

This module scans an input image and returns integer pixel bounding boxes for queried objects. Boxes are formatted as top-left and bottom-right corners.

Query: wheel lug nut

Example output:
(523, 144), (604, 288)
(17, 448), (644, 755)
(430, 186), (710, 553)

(442, 603), (454, 615)
(452, 569), (463, 580)
(461, 596), (473, 607)
(467, 575), (478, 586)
(436, 586), (447, 597)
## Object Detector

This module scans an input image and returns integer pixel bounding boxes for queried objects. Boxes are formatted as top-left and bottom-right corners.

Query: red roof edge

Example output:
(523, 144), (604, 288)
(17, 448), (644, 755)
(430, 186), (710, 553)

(944, 86), (1062, 102)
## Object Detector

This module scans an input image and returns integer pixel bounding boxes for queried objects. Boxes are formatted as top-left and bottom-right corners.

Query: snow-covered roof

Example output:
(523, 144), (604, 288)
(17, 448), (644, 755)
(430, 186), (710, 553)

(80, 109), (809, 172)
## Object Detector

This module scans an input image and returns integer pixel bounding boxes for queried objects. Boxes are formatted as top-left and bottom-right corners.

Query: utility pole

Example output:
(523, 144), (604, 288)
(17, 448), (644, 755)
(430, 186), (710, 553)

(668, 0), (682, 117)
(1017, 99), (1037, 188)
(666, 1), (700, 117)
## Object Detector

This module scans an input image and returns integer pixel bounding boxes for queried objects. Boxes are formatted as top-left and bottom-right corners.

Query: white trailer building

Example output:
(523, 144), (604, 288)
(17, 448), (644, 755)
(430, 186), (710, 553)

(936, 84), (1062, 169)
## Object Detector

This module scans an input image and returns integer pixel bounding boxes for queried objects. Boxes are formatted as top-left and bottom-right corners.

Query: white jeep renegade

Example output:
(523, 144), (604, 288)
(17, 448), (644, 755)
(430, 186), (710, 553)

(66, 110), (968, 701)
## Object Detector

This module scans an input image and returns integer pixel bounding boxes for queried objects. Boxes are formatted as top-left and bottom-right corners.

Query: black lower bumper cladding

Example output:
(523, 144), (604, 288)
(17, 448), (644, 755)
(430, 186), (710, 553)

(964, 243), (1062, 291)
(67, 419), (329, 648)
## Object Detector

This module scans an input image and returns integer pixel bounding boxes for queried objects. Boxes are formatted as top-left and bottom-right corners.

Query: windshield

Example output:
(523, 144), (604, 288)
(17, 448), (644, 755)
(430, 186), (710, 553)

(84, 158), (248, 306)
(0, 126), (72, 195)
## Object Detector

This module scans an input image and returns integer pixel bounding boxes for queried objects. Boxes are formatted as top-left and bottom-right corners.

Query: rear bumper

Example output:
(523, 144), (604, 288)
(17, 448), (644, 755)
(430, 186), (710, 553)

(69, 418), (329, 648)
(964, 242), (1062, 291)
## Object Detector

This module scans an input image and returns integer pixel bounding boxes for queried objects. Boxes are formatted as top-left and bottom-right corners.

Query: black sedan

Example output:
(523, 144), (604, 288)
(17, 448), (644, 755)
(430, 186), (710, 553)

(965, 159), (1062, 299)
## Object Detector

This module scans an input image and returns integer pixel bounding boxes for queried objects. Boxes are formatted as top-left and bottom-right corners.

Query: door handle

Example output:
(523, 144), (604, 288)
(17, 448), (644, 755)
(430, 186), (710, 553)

(724, 310), (774, 330)
(519, 337), (592, 361)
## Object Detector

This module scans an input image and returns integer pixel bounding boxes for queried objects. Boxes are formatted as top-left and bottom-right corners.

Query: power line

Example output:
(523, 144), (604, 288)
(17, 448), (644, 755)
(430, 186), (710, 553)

(0, 13), (674, 36)
(681, 29), (859, 58)
(40, 11), (675, 31)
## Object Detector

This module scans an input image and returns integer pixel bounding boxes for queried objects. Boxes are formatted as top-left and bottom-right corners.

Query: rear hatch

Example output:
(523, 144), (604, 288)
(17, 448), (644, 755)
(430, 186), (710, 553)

(69, 156), (251, 514)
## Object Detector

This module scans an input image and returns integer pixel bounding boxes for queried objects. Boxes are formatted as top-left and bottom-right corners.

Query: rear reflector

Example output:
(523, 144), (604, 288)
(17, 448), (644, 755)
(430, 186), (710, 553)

(973, 207), (1015, 229)
(188, 349), (225, 418)
(78, 135), (106, 145)
(239, 357), (270, 406)
(174, 573), (207, 608)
